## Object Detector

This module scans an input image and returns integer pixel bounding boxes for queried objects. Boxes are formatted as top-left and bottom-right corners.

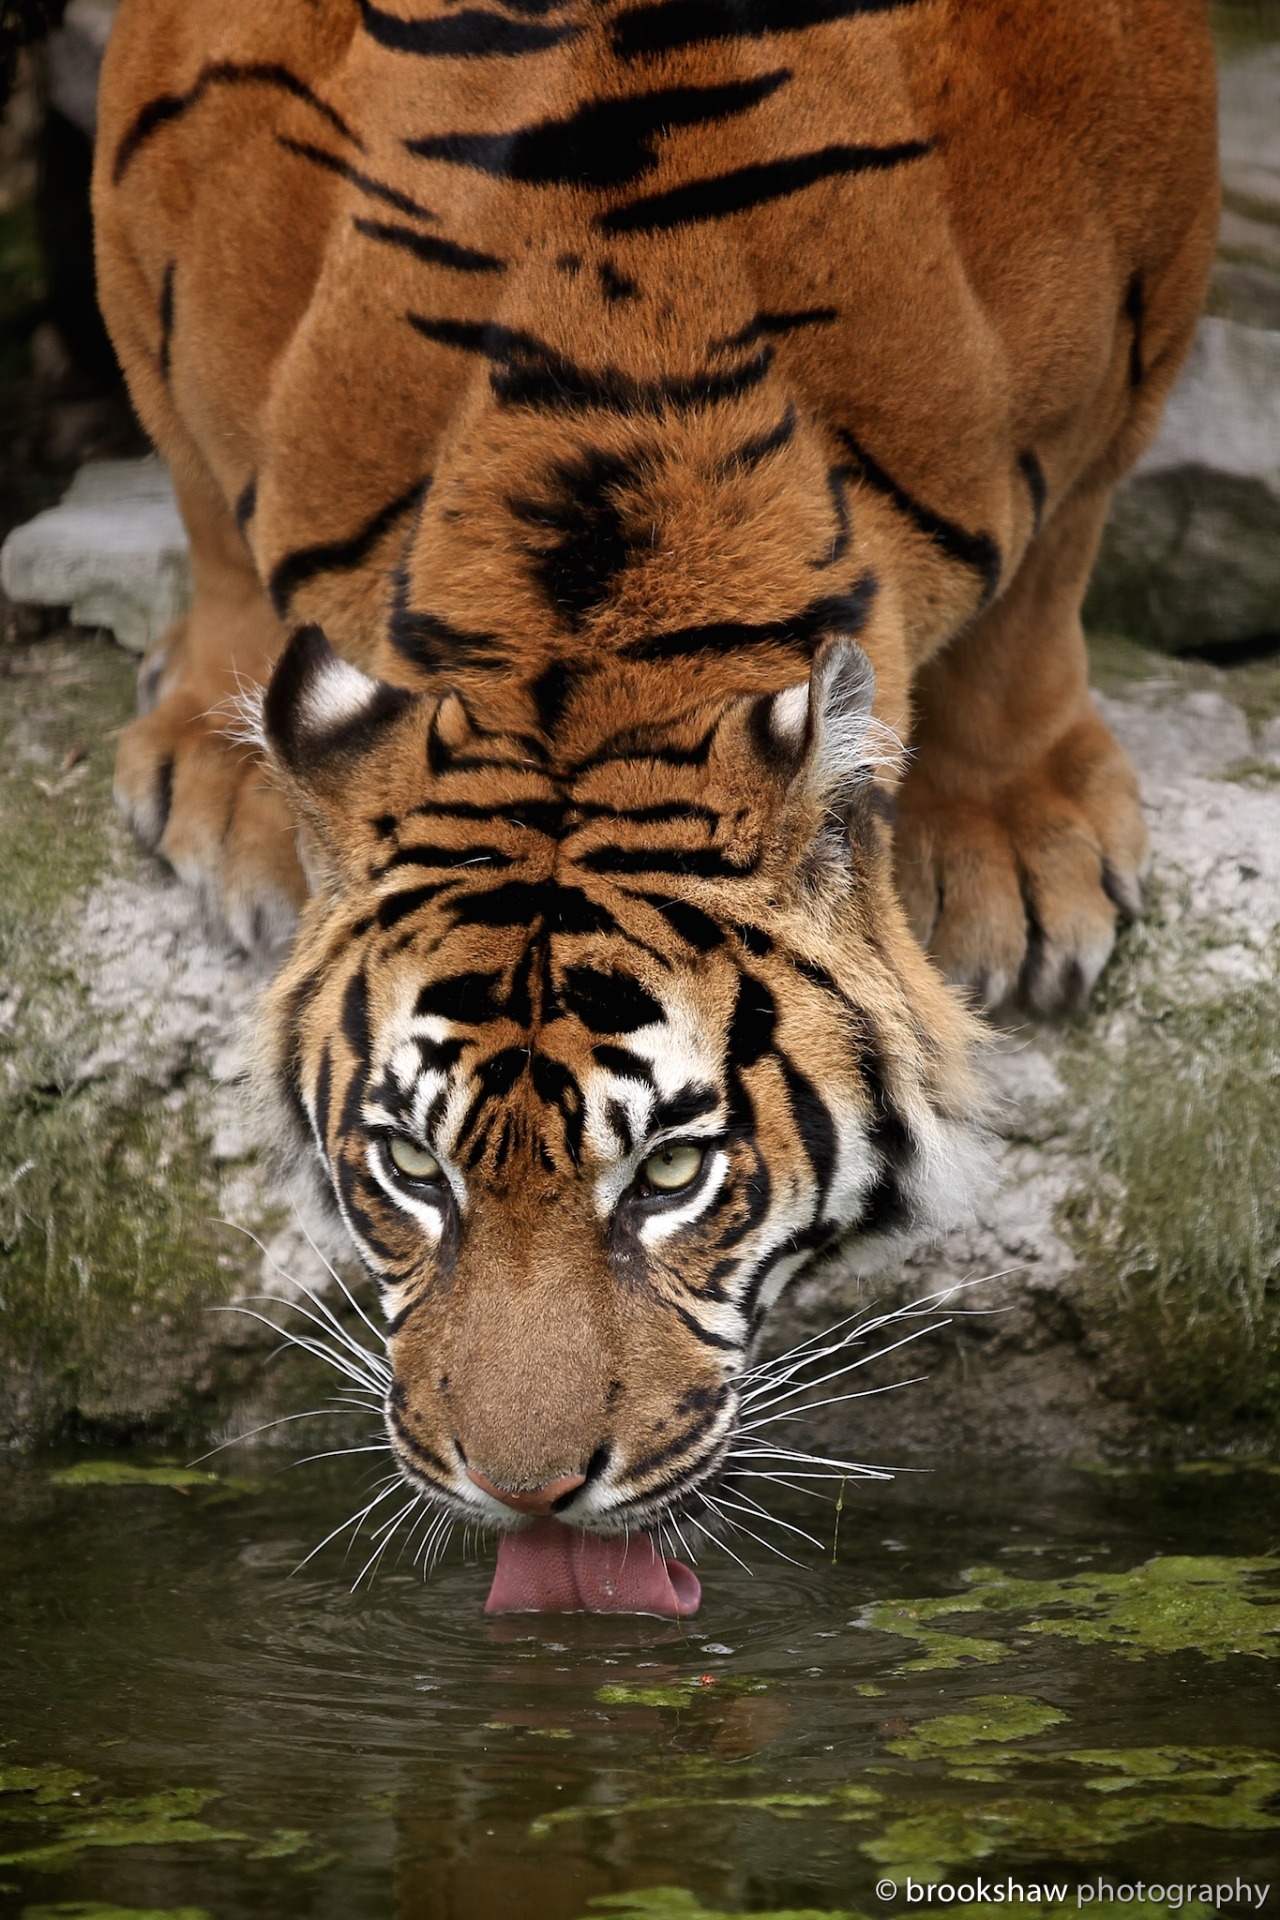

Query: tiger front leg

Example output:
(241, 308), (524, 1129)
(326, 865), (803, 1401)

(894, 473), (1148, 1015)
(114, 465), (307, 954)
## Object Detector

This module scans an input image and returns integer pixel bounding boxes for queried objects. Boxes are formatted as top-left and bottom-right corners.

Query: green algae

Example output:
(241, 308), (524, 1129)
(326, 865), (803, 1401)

(0, 1768), (93, 1805)
(596, 1678), (770, 1710)
(583, 1893), (854, 1920)
(48, 1462), (225, 1491)
(883, 1696), (1066, 1763)
(531, 1787), (874, 1841)
(860, 1743), (1280, 1878)
(863, 1555), (1280, 1670)
(0, 1785), (245, 1873)
(22, 1907), (211, 1920)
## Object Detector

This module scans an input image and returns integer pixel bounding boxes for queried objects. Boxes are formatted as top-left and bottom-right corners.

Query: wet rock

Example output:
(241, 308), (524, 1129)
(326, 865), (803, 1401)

(0, 458), (191, 655)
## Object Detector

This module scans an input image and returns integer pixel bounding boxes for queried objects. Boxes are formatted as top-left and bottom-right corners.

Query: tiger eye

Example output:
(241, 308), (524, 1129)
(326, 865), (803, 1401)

(641, 1142), (705, 1193)
(387, 1136), (442, 1182)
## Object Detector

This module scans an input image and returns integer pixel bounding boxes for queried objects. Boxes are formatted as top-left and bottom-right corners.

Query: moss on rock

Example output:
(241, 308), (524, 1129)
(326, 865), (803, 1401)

(0, 626), (337, 1444)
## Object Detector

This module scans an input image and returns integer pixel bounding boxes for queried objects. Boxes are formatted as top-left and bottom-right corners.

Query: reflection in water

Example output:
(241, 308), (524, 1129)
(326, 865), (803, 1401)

(1, 1453), (1278, 1920)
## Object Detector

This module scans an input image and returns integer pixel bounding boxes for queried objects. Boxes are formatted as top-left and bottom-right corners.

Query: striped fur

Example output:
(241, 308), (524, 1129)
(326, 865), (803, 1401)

(94, 0), (1217, 1528)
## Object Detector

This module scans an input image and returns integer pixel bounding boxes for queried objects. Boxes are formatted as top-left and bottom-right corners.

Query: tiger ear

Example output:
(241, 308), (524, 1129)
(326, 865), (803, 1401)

(263, 624), (418, 791)
(755, 636), (882, 804)
(262, 626), (421, 884)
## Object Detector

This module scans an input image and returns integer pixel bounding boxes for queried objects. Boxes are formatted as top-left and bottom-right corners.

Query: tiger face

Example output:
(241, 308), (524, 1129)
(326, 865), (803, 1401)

(258, 623), (984, 1539)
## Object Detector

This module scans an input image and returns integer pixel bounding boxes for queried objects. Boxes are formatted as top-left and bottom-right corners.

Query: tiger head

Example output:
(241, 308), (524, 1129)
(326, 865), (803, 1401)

(256, 622), (985, 1542)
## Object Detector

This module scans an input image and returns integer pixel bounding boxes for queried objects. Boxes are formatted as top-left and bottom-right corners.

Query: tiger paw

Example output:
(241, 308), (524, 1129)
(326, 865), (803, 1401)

(893, 713), (1148, 1014)
(114, 681), (307, 955)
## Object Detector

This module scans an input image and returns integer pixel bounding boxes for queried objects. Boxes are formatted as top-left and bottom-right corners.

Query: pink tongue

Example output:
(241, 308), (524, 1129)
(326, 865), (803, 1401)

(485, 1518), (701, 1616)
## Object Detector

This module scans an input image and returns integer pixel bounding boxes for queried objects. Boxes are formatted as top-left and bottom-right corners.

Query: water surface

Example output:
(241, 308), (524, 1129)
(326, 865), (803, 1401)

(2, 1450), (1278, 1920)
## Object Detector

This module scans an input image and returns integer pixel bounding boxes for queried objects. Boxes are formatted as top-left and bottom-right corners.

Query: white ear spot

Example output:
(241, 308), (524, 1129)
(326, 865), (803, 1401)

(769, 681), (809, 746)
(300, 655), (384, 737)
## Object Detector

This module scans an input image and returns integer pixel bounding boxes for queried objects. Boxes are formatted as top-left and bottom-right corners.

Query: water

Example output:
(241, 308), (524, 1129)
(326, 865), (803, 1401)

(1, 1449), (1277, 1920)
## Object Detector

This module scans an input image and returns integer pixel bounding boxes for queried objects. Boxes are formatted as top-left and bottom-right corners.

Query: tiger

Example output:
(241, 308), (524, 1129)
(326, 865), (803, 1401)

(92, 0), (1217, 1606)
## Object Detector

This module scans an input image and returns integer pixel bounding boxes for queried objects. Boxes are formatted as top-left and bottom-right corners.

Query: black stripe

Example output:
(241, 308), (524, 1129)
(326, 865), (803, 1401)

(727, 972), (776, 1070)
(157, 261), (176, 380)
(408, 798), (565, 836)
(359, 0), (579, 57)
(377, 883), (449, 929)
(269, 477), (427, 617)
(509, 447), (638, 628)
(838, 426), (1001, 603)
(381, 842), (513, 873)
(277, 966), (325, 1148)
(627, 1411), (718, 1481)
(559, 964), (663, 1033)
(576, 799), (721, 830)
(593, 1043), (656, 1085)
(114, 62), (359, 182)
(338, 967), (372, 1129)
(387, 1395), (454, 1480)
(651, 1083), (719, 1132)
(580, 845), (756, 879)
(615, 0), (918, 59)
(353, 214), (505, 275)
(572, 721), (720, 775)
(446, 879), (618, 935)
(1018, 449), (1047, 534)
(406, 73), (787, 190)
(815, 462), (852, 570)
(234, 475), (257, 531)
(312, 1042), (334, 1147)
(716, 401), (796, 475)
(1124, 270), (1145, 387)
(778, 1053), (837, 1216)
(640, 894), (725, 951)
(665, 1298), (742, 1351)
(389, 601), (507, 675)
(620, 580), (876, 663)
(530, 1054), (586, 1165)
(406, 312), (772, 416)
(601, 141), (930, 234)
(717, 308), (838, 349)
(276, 134), (440, 222)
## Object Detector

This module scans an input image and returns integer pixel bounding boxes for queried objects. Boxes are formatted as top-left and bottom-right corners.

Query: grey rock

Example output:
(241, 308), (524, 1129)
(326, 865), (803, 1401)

(0, 457), (192, 655)
(1089, 318), (1280, 651)
(1088, 41), (1280, 653)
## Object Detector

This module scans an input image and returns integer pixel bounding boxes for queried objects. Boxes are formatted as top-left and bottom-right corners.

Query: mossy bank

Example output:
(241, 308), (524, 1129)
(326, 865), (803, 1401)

(0, 623), (337, 1444)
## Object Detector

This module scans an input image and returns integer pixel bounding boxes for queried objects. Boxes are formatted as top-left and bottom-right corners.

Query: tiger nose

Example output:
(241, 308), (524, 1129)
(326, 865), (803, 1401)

(466, 1467), (586, 1515)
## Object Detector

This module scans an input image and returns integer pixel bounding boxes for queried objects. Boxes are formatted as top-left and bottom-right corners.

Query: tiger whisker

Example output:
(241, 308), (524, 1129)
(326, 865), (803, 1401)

(351, 1496), (422, 1589)
(285, 1189), (391, 1353)
(738, 1272), (1018, 1400)
(293, 1473), (405, 1573)
(685, 1515), (754, 1578)
(739, 1372), (932, 1431)
(697, 1495), (804, 1569)
(214, 1304), (387, 1396)
(711, 1488), (825, 1553)
(186, 1403), (371, 1466)
(739, 1320), (951, 1419)
(218, 1217), (392, 1383)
